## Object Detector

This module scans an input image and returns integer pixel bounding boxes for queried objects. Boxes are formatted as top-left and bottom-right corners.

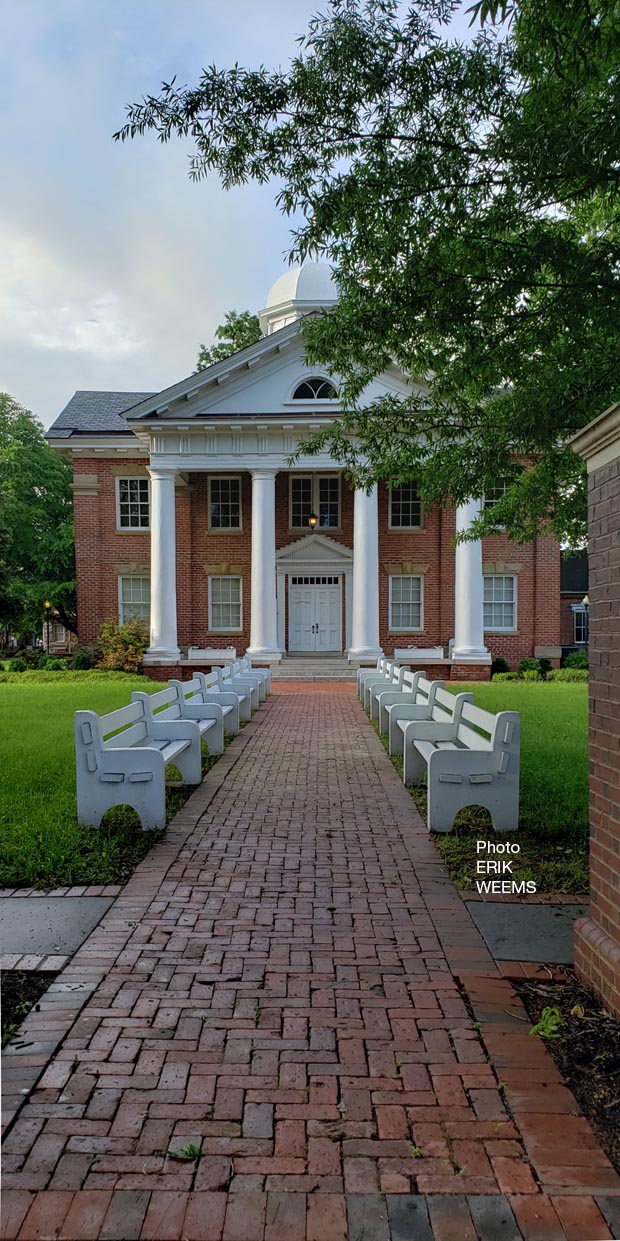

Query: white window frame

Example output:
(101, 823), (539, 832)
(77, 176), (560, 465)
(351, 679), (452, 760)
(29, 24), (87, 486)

(289, 473), (341, 530)
(388, 574), (424, 633)
(572, 604), (589, 645)
(388, 481), (423, 530)
(288, 376), (339, 402)
(208, 575), (243, 633)
(115, 476), (150, 532)
(208, 475), (243, 532)
(483, 573), (518, 633)
(118, 574), (150, 625)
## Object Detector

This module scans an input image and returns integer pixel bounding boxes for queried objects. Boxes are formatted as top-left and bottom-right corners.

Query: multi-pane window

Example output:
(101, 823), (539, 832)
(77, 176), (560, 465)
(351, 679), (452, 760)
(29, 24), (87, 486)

(292, 377), (338, 400)
(389, 575), (423, 631)
(318, 477), (339, 528)
(484, 482), (509, 510)
(291, 477), (313, 528)
(118, 576), (150, 624)
(117, 478), (149, 529)
(483, 574), (516, 631)
(574, 607), (589, 645)
(389, 481), (422, 529)
(209, 576), (242, 631)
(290, 475), (340, 528)
(209, 477), (241, 530)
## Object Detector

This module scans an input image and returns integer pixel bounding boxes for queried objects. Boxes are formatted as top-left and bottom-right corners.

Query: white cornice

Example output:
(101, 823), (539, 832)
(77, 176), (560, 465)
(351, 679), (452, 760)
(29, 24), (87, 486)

(570, 403), (620, 472)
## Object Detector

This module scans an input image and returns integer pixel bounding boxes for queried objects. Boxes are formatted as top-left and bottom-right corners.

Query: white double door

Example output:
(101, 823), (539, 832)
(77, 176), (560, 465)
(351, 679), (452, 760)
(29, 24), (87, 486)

(288, 576), (341, 652)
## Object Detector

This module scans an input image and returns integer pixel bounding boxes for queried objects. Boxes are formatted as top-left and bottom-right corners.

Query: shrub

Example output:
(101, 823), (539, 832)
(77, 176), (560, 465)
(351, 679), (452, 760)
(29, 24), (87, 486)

(9, 647), (43, 668)
(538, 657), (552, 678)
(44, 658), (66, 671)
(548, 668), (589, 682)
(491, 657), (510, 676)
(565, 650), (589, 670)
(491, 671), (520, 682)
(10, 658), (28, 673)
(97, 620), (149, 674)
(518, 657), (541, 676)
(522, 669), (540, 681)
(70, 647), (94, 671)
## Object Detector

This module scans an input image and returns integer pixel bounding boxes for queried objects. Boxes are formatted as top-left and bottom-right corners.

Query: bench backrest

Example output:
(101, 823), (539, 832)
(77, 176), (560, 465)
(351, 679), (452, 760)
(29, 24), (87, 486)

(132, 686), (182, 723)
(399, 671), (440, 704)
(194, 670), (223, 694)
(429, 687), (474, 723)
(457, 702), (520, 766)
(75, 699), (149, 757)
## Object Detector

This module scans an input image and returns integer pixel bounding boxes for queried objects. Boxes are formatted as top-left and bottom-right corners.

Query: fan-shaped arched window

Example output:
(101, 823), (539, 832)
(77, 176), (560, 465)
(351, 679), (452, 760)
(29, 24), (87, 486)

(292, 377), (338, 400)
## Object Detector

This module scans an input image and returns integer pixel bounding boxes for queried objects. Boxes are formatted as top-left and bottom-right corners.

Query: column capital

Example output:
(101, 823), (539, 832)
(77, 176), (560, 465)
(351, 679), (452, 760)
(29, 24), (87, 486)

(147, 466), (178, 482)
(250, 467), (278, 481)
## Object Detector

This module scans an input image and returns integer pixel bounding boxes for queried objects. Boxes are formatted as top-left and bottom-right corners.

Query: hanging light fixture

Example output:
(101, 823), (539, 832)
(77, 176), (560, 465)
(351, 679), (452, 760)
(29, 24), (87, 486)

(308, 512), (318, 530)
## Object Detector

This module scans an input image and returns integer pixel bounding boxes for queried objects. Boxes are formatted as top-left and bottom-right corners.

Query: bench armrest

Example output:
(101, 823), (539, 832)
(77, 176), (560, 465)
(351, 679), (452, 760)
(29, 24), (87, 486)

(147, 719), (201, 742)
(178, 701), (225, 724)
(405, 720), (457, 741)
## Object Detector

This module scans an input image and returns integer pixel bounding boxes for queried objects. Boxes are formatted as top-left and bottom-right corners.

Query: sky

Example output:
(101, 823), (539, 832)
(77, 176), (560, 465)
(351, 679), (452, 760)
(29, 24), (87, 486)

(0, 1), (475, 429)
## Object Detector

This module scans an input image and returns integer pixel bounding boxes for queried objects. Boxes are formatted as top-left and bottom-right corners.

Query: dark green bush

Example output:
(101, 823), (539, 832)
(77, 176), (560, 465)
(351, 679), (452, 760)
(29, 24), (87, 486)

(44, 658), (66, 671)
(9, 648), (42, 668)
(565, 650), (588, 670)
(491, 657), (510, 676)
(538, 657), (552, 678)
(518, 657), (541, 676)
(70, 648), (94, 671)
(10, 658), (28, 673)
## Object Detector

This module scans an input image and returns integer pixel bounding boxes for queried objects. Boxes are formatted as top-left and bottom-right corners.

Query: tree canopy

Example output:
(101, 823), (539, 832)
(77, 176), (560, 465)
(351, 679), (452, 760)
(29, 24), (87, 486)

(115, 0), (620, 544)
(0, 394), (76, 640)
(196, 309), (261, 371)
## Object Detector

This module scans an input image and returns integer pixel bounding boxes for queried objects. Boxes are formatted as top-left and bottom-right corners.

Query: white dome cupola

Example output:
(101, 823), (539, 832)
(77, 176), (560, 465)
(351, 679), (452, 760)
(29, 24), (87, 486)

(259, 261), (337, 335)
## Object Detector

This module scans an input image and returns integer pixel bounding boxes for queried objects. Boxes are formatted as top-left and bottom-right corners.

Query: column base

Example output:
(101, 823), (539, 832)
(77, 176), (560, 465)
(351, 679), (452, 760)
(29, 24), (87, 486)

(143, 647), (181, 665)
(246, 648), (282, 664)
(348, 646), (383, 664)
(574, 916), (620, 1021)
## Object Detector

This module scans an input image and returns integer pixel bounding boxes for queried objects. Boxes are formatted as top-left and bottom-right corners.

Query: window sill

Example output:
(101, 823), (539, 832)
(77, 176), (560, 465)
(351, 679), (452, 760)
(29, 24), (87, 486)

(115, 527), (150, 534)
(484, 629), (518, 635)
(208, 528), (243, 535)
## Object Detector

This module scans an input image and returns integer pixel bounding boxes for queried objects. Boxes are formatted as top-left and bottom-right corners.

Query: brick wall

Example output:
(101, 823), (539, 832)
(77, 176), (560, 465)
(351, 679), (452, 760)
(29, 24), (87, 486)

(73, 460), (560, 665)
(572, 438), (620, 1018)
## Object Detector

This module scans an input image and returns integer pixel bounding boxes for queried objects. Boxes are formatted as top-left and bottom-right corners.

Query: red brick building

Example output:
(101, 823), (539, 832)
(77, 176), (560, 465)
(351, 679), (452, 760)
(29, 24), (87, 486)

(46, 264), (562, 677)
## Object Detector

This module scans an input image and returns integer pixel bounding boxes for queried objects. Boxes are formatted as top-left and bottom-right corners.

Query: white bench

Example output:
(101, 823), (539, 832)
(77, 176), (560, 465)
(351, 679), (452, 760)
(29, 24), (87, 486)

(379, 672), (444, 744)
(238, 655), (271, 697)
(168, 676), (241, 744)
(395, 687), (474, 785)
(230, 658), (268, 703)
(192, 669), (250, 723)
(357, 656), (388, 697)
(215, 663), (260, 712)
(75, 698), (202, 831)
(368, 664), (410, 721)
(360, 660), (400, 711)
(133, 684), (225, 755)
(405, 699), (520, 833)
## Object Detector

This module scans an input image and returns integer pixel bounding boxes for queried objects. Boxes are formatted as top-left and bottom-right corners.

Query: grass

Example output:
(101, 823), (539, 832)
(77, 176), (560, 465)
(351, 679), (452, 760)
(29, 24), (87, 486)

(375, 680), (589, 894)
(0, 674), (220, 889)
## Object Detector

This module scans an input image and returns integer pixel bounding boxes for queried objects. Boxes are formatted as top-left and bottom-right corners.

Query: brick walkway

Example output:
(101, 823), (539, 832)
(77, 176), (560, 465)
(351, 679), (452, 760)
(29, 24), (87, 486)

(2, 686), (620, 1240)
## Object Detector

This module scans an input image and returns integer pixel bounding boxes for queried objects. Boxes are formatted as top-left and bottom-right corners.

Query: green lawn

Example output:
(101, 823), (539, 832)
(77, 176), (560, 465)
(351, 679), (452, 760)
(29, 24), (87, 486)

(379, 681), (589, 894)
(0, 675), (211, 889)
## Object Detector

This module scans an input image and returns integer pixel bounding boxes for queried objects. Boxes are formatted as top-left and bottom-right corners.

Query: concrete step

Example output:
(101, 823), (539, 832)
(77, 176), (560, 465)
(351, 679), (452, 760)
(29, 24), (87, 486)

(271, 657), (356, 681)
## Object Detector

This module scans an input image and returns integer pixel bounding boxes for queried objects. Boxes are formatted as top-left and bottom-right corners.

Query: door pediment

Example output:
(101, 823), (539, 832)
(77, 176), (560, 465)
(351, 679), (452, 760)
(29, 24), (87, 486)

(276, 533), (353, 565)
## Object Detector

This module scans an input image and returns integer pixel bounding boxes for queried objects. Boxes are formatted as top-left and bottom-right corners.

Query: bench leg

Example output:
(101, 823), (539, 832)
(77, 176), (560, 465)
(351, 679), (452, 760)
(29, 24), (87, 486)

(403, 738), (427, 787)
(172, 740), (202, 785)
(426, 778), (459, 833)
(488, 799), (519, 833)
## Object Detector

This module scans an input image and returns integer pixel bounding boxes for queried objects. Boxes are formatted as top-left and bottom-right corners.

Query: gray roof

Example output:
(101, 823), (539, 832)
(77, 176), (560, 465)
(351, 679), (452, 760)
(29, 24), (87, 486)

(45, 390), (155, 438)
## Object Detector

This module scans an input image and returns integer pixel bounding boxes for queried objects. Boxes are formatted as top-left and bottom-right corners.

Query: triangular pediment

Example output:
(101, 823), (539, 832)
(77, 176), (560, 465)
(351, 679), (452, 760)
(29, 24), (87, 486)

(276, 533), (353, 564)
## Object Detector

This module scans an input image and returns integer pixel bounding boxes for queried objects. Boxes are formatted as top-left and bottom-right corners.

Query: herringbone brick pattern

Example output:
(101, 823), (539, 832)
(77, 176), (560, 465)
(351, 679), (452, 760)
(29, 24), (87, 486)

(2, 687), (619, 1239)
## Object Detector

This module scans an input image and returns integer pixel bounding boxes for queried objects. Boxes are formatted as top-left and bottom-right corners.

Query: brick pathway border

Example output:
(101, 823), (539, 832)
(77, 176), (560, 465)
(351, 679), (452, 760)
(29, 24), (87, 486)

(2, 686), (619, 1240)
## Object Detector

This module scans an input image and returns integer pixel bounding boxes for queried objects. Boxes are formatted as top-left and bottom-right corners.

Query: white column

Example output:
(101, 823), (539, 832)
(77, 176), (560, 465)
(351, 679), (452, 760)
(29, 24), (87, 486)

(348, 484), (382, 661)
(144, 467), (180, 664)
(247, 469), (280, 660)
(451, 498), (491, 662)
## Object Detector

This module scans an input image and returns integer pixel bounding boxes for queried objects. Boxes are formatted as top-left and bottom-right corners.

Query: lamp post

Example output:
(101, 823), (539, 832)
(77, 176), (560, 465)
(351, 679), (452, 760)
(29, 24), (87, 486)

(582, 594), (589, 645)
(308, 512), (318, 531)
(44, 600), (51, 653)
